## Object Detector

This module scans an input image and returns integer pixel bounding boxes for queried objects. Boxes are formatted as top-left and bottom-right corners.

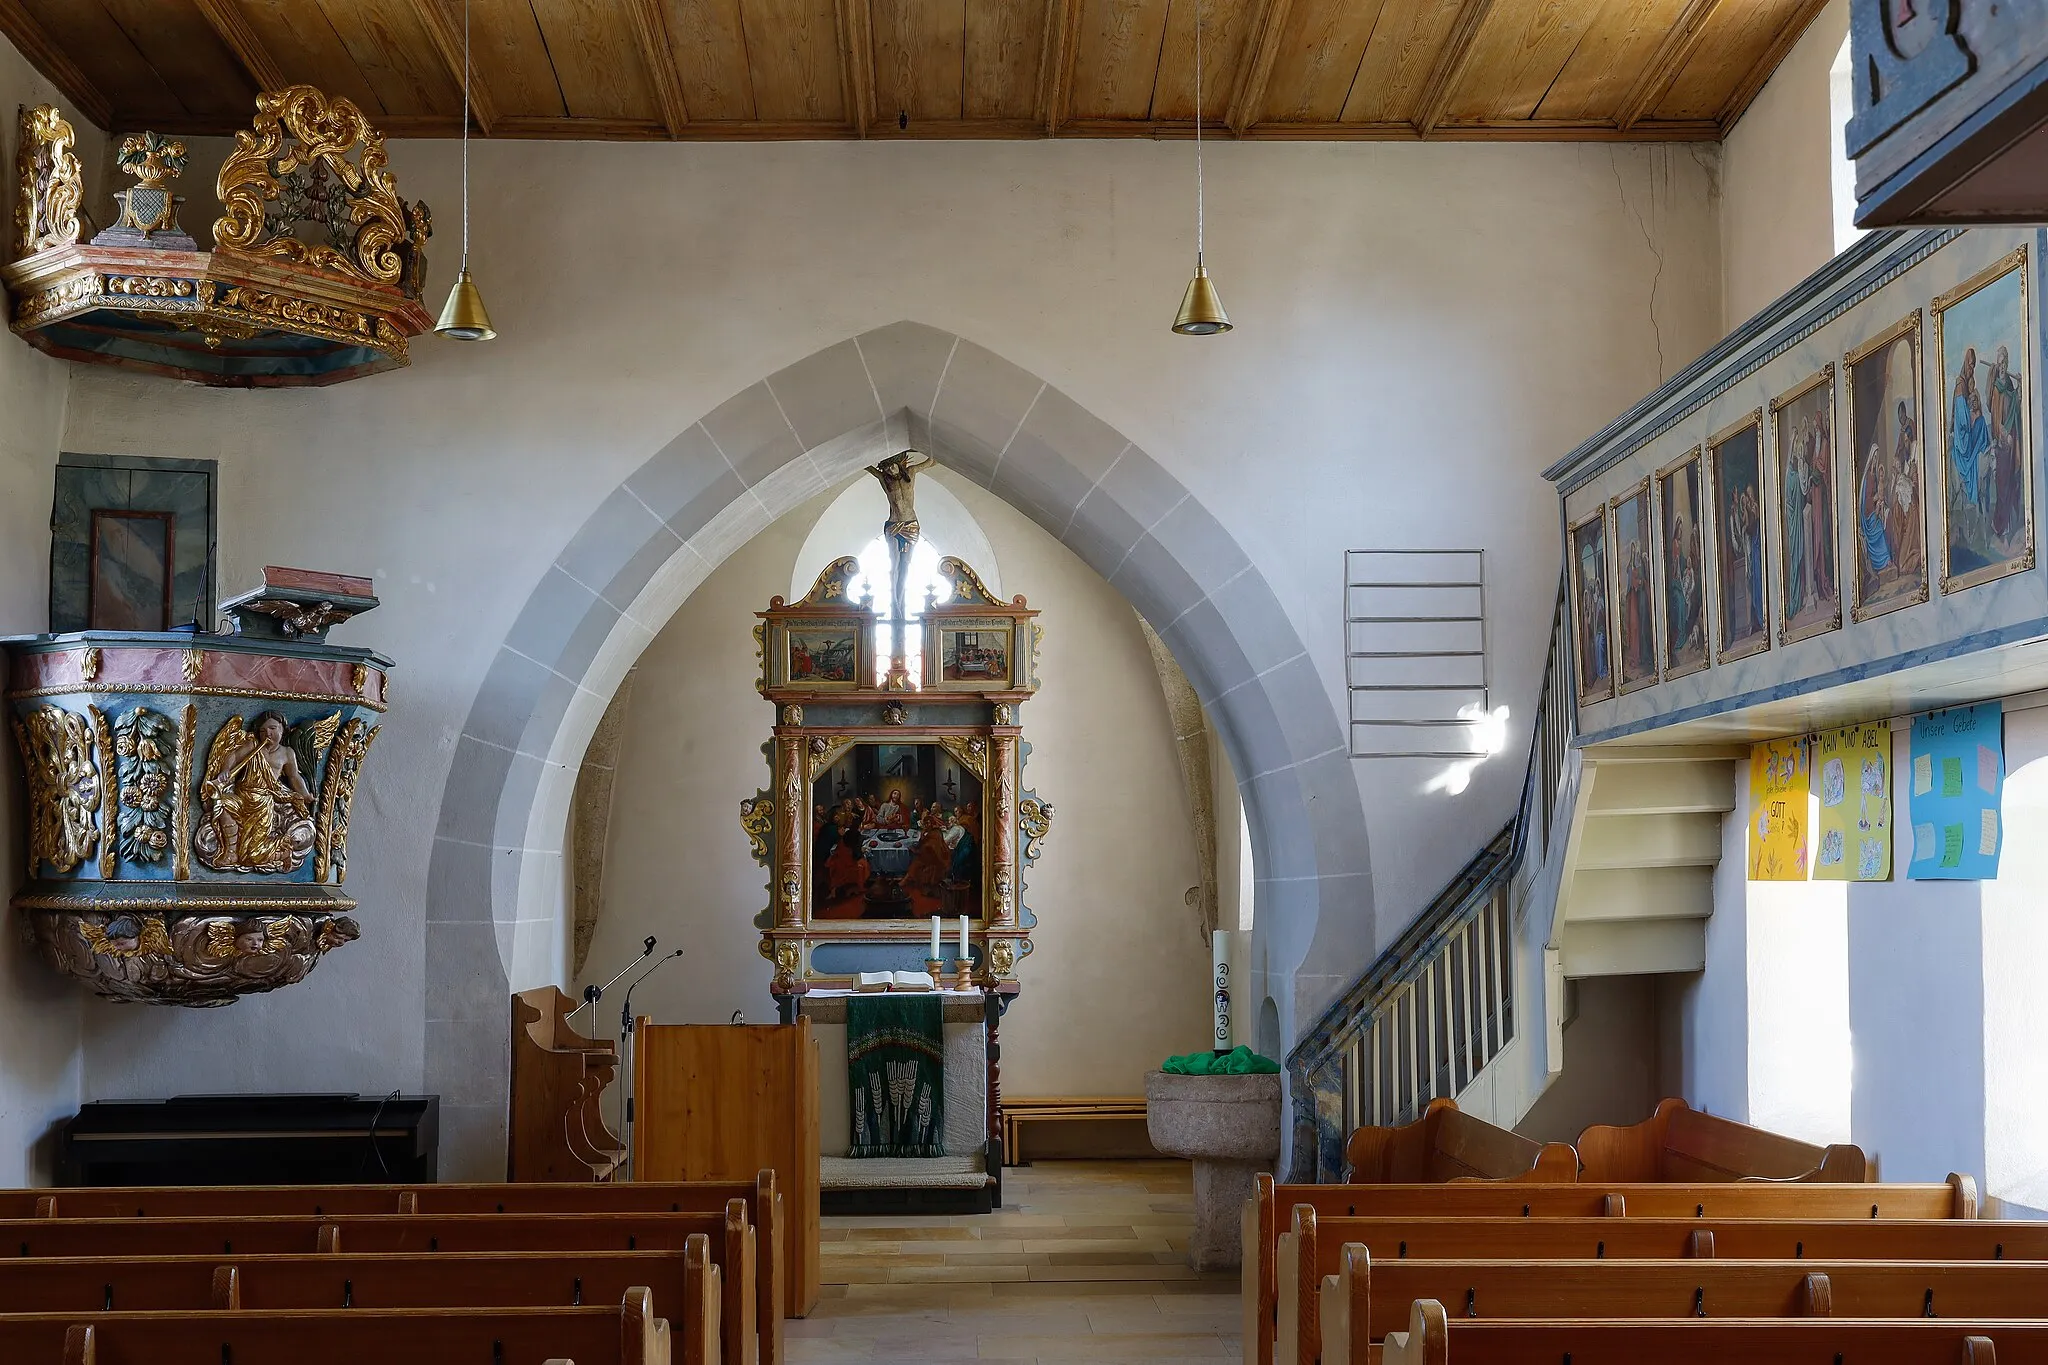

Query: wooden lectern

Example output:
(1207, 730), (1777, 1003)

(508, 986), (625, 1182)
(636, 1019), (820, 1316)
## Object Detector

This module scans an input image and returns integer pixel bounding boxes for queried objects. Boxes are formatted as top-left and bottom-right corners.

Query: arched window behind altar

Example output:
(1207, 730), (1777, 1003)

(791, 474), (1003, 689)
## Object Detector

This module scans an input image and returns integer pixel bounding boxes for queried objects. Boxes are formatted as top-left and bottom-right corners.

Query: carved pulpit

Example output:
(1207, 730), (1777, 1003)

(742, 452), (1052, 1212)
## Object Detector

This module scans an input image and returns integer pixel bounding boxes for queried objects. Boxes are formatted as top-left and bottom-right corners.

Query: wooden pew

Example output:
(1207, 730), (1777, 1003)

(1, 1177), (786, 1365)
(1376, 1298), (2045, 1364)
(1318, 1250), (2048, 1363)
(0, 1284), (685, 1365)
(1578, 1097), (1870, 1183)
(1242, 1173), (1980, 1365)
(1344, 1099), (1578, 1185)
(0, 1206), (758, 1365)
(511, 984), (625, 1182)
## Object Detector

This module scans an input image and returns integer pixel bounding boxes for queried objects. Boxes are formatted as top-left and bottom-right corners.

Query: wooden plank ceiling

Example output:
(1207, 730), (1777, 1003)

(0, 0), (1829, 142)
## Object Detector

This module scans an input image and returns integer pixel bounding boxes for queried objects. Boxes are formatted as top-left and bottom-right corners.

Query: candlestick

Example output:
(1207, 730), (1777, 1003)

(926, 957), (946, 989)
(958, 914), (969, 957)
(953, 953), (974, 992)
(930, 915), (941, 959)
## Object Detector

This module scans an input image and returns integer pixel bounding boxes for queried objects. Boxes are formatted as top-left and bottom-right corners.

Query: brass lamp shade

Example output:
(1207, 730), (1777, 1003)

(435, 266), (495, 341)
(1172, 265), (1231, 336)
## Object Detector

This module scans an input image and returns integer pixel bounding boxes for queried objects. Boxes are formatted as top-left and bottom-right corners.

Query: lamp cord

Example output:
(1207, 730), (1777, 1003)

(458, 0), (468, 274)
(1193, 0), (1204, 268)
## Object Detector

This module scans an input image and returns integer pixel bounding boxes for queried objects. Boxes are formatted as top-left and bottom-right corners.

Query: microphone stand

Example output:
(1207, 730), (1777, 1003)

(618, 948), (684, 1180)
(572, 936), (656, 1034)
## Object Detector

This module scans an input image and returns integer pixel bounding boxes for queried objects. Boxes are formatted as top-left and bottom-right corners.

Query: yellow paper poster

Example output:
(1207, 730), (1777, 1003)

(1813, 721), (1892, 881)
(1748, 737), (1810, 880)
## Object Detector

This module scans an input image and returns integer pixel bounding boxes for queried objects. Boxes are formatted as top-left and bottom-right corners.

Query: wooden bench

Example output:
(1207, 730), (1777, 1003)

(1345, 1099), (1577, 1184)
(1376, 1300), (2041, 1364)
(1000, 1097), (1150, 1165)
(0, 1207), (761, 1365)
(0, 1285), (686, 1365)
(1318, 1252), (2048, 1363)
(1243, 1173), (1980, 1365)
(1578, 1097), (1870, 1183)
(0, 1178), (785, 1365)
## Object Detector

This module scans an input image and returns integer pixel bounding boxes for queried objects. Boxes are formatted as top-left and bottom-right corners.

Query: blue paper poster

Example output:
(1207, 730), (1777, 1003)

(1907, 702), (2004, 880)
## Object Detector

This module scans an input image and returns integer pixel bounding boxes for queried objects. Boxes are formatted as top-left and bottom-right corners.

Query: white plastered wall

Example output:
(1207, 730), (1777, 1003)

(0, 43), (90, 1184)
(583, 468), (1212, 1099)
(1719, 0), (1851, 328)
(5, 99), (1720, 1165)
(1676, 711), (2048, 1214)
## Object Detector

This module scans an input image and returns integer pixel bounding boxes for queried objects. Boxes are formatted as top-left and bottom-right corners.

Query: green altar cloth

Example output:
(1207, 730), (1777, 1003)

(848, 994), (946, 1158)
(1161, 1045), (1280, 1075)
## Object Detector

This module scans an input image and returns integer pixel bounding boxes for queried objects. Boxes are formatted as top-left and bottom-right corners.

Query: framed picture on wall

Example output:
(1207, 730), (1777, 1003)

(1771, 366), (1843, 645)
(1708, 410), (1771, 663)
(1933, 246), (2035, 595)
(1568, 508), (1613, 705)
(1611, 477), (1659, 694)
(1655, 448), (1709, 680)
(1845, 311), (1929, 622)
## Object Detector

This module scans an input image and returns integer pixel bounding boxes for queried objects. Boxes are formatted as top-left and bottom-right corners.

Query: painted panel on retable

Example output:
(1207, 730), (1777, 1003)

(812, 742), (983, 920)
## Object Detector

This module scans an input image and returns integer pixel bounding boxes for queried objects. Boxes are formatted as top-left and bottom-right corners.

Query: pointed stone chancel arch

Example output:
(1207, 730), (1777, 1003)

(424, 321), (1371, 1177)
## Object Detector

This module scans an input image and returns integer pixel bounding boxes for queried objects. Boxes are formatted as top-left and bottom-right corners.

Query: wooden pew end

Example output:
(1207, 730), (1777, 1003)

(1962, 1336), (1997, 1363)
(211, 1264), (241, 1310)
(1379, 1298), (1447, 1365)
(1951, 1173), (1980, 1219)
(1798, 1271), (1831, 1316)
(62, 1324), (93, 1365)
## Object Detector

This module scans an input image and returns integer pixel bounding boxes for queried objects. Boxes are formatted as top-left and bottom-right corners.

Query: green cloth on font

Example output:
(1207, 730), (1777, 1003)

(1161, 1046), (1280, 1075)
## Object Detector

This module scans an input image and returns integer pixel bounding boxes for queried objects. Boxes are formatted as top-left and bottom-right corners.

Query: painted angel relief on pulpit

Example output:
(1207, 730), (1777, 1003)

(193, 710), (334, 873)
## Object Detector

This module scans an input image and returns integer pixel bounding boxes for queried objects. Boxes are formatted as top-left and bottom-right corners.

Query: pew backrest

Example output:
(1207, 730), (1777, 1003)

(1576, 1098), (1870, 1184)
(1316, 1250), (2048, 1363)
(1377, 1299), (2043, 1365)
(0, 1285), (680, 1365)
(0, 1210), (735, 1258)
(1344, 1099), (1577, 1185)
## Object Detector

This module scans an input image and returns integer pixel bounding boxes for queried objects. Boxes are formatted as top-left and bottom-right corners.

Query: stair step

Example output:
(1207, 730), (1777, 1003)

(1560, 919), (1706, 977)
(1564, 865), (1714, 922)
(1576, 812), (1723, 869)
(1587, 760), (1737, 816)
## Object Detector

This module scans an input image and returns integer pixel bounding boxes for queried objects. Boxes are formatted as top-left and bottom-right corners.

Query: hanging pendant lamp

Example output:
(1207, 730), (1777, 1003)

(1172, 0), (1230, 336)
(436, 0), (495, 341)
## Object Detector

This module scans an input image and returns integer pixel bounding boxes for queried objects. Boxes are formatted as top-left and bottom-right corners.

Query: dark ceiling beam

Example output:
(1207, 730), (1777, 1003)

(407, 0), (498, 135)
(1037, 0), (1080, 136)
(1225, 0), (1290, 135)
(835, 0), (872, 137)
(624, 0), (690, 135)
(1413, 0), (1496, 135)
(190, 0), (288, 93)
(1616, 0), (1729, 131)
(0, 0), (112, 129)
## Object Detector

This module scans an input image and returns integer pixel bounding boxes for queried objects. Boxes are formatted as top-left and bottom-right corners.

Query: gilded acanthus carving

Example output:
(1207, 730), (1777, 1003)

(90, 707), (117, 878)
(801, 556), (866, 607)
(13, 706), (100, 875)
(1018, 795), (1054, 866)
(174, 704), (195, 881)
(938, 557), (1004, 606)
(192, 711), (336, 875)
(939, 736), (989, 781)
(213, 85), (424, 293)
(31, 909), (360, 1007)
(113, 708), (176, 866)
(314, 717), (378, 884)
(739, 792), (776, 866)
(14, 105), (82, 257)
(987, 938), (1016, 978)
(807, 738), (855, 781)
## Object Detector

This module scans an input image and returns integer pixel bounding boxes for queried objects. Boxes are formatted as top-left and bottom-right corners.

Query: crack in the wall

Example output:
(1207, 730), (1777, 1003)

(1610, 147), (1669, 384)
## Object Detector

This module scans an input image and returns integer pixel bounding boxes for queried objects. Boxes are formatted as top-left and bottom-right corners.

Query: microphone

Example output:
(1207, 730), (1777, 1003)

(574, 936), (656, 1029)
(621, 948), (685, 1035)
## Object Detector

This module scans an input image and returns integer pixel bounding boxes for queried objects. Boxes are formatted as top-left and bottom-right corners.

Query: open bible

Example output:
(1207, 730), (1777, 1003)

(853, 970), (937, 992)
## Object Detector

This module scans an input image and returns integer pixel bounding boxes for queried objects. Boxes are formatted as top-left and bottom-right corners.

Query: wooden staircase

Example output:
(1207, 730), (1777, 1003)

(1554, 745), (1744, 978)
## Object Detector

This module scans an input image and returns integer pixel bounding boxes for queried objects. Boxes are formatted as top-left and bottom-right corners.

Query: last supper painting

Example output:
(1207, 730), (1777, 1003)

(812, 743), (985, 919)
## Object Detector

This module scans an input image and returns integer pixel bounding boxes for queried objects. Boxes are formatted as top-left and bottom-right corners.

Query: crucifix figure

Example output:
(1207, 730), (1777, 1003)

(868, 449), (933, 691)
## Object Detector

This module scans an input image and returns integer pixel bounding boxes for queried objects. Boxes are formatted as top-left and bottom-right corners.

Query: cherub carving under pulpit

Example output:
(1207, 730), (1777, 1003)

(193, 711), (333, 873)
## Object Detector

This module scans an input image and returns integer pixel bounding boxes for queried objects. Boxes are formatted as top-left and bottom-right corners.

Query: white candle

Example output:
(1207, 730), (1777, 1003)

(958, 915), (970, 958)
(929, 916), (941, 959)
